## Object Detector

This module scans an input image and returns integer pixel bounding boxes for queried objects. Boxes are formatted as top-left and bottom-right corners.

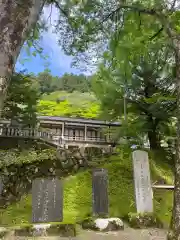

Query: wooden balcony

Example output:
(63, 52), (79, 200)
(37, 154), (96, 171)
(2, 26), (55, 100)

(0, 127), (112, 147)
(0, 116), (120, 149)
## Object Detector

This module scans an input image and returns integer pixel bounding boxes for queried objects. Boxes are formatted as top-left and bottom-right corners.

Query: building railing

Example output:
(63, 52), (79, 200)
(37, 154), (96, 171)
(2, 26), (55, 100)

(0, 127), (112, 145)
(0, 127), (37, 138)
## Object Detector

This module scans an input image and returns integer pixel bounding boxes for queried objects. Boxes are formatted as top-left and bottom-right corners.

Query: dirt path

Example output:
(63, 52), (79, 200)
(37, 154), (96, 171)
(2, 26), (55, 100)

(10, 227), (168, 240)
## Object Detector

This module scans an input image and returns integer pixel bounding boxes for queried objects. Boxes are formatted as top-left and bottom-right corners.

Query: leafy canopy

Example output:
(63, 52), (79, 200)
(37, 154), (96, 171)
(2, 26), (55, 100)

(2, 72), (40, 126)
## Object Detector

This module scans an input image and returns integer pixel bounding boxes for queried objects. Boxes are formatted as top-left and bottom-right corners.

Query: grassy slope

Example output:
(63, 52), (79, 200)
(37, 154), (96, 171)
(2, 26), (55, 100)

(0, 149), (173, 228)
(41, 91), (97, 103)
(38, 91), (100, 118)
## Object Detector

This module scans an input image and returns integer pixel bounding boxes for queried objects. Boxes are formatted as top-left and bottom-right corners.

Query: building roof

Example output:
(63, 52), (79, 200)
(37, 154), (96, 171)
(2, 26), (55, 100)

(37, 116), (121, 127)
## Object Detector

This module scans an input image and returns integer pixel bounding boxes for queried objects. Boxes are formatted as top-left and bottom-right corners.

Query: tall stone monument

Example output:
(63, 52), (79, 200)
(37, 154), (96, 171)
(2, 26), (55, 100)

(92, 168), (109, 216)
(132, 150), (153, 213)
(32, 177), (63, 223)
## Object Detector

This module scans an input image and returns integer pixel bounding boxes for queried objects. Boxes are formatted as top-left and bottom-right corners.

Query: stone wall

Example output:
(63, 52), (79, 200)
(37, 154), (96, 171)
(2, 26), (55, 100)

(0, 147), (88, 208)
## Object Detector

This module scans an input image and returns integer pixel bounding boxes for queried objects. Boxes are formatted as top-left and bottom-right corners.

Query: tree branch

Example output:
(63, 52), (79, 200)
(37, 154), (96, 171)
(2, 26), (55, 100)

(102, 4), (176, 46)
(102, 5), (158, 23)
(170, 0), (177, 11)
(47, 4), (53, 24)
(149, 27), (164, 41)
(53, 0), (69, 17)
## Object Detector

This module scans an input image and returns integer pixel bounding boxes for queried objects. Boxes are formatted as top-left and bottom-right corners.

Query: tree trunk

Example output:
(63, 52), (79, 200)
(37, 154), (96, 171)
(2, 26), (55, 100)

(0, 0), (44, 117)
(147, 129), (160, 150)
(167, 41), (180, 240)
(147, 116), (160, 150)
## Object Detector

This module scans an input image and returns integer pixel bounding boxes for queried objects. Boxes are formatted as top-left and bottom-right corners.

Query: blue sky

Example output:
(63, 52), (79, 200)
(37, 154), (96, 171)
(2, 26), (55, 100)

(15, 5), (83, 77)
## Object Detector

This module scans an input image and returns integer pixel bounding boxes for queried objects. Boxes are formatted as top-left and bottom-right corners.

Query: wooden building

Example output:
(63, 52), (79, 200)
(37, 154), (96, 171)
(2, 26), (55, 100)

(38, 116), (120, 143)
(0, 116), (121, 149)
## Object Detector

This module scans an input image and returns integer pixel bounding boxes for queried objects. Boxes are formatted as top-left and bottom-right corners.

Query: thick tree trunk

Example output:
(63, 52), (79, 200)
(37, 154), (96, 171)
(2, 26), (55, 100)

(0, 0), (44, 117)
(167, 42), (180, 240)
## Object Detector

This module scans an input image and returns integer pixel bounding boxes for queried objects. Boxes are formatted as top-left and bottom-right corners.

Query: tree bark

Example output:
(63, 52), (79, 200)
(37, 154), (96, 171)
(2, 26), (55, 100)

(0, 0), (44, 117)
(167, 40), (180, 240)
(147, 116), (160, 150)
(147, 130), (160, 150)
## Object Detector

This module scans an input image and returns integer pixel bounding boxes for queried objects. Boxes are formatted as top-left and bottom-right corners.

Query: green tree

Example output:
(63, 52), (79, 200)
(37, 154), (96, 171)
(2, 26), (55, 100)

(57, 1), (180, 238)
(0, 0), (84, 116)
(35, 71), (92, 94)
(2, 72), (40, 126)
(37, 69), (54, 94)
(93, 45), (176, 150)
(57, 73), (91, 93)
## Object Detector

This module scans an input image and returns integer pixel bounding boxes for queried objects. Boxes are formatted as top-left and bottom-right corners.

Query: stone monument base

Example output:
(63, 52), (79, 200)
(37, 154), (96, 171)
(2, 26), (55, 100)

(0, 224), (76, 239)
(82, 217), (124, 231)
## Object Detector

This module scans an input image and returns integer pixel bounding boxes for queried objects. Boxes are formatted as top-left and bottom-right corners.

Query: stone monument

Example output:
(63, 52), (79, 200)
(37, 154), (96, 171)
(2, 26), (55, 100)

(132, 150), (153, 213)
(32, 177), (63, 223)
(92, 168), (109, 215)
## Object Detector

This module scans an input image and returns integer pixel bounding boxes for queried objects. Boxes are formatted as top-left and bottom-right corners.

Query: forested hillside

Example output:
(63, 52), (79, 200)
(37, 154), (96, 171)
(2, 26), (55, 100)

(2, 70), (101, 123)
(38, 91), (100, 119)
(35, 70), (101, 119)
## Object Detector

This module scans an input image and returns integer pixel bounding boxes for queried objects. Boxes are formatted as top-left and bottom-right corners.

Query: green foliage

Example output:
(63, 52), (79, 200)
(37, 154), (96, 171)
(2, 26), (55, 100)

(55, 73), (91, 93)
(0, 147), (68, 212)
(2, 69), (102, 121)
(35, 70), (92, 95)
(55, 1), (167, 67)
(37, 99), (100, 119)
(36, 69), (54, 94)
(41, 90), (96, 103)
(48, 0), (179, 152)
(2, 68), (102, 122)
(2, 72), (40, 126)
(49, 0), (177, 150)
(37, 90), (100, 119)
(91, 41), (176, 149)
(0, 148), (56, 168)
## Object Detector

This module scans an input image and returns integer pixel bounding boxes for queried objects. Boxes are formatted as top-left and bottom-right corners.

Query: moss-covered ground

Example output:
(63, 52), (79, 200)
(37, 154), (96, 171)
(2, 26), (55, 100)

(0, 148), (174, 228)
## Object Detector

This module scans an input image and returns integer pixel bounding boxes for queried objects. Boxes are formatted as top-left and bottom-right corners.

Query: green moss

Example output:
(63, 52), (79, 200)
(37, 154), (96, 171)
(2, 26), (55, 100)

(154, 190), (173, 227)
(0, 149), (174, 228)
(128, 212), (162, 228)
(13, 224), (76, 237)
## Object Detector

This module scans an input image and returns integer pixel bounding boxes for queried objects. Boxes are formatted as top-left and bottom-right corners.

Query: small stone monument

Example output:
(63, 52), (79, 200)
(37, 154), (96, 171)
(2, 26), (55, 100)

(32, 177), (63, 223)
(92, 168), (109, 216)
(132, 150), (153, 213)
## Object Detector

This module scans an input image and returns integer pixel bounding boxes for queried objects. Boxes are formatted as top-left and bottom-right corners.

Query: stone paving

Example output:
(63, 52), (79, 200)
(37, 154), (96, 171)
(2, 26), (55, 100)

(77, 228), (167, 240)
(6, 227), (168, 240)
